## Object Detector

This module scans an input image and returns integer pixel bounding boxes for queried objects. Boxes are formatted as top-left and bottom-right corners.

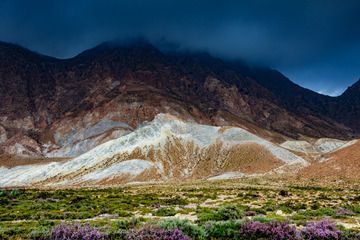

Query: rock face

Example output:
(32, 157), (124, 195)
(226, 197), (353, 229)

(298, 139), (360, 180)
(0, 114), (307, 187)
(336, 80), (360, 132)
(280, 138), (355, 154)
(0, 40), (359, 158)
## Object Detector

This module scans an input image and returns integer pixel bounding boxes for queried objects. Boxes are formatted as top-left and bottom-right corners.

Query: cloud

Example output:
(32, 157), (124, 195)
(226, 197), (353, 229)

(317, 88), (346, 97)
(0, 0), (359, 95)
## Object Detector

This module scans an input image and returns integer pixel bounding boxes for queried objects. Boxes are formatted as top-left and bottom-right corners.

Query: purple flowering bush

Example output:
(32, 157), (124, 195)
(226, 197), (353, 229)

(50, 223), (105, 240)
(42, 219), (359, 240)
(127, 227), (191, 240)
(335, 208), (355, 217)
(301, 220), (341, 240)
(239, 221), (299, 240)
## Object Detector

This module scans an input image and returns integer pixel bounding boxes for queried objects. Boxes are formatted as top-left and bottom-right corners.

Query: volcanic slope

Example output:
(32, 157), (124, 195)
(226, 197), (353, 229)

(0, 40), (358, 161)
(0, 114), (307, 187)
(298, 139), (360, 180)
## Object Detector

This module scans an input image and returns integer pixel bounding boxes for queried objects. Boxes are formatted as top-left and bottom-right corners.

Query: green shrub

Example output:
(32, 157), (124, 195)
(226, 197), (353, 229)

(0, 197), (9, 205)
(340, 229), (360, 240)
(310, 202), (321, 210)
(250, 208), (267, 215)
(205, 220), (243, 239)
(159, 219), (206, 240)
(309, 208), (336, 217)
(197, 205), (244, 223)
(113, 217), (142, 230)
(113, 219), (132, 230)
(28, 227), (50, 240)
(216, 205), (244, 220)
(163, 196), (189, 206)
(251, 216), (273, 223)
(347, 205), (360, 214)
(197, 208), (220, 222)
(153, 207), (177, 216)
(105, 229), (127, 240)
(9, 189), (22, 197)
(114, 210), (132, 217)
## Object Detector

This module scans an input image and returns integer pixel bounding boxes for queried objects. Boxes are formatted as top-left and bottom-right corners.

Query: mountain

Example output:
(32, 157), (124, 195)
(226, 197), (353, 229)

(0, 40), (358, 159)
(298, 139), (360, 181)
(0, 114), (308, 187)
(336, 80), (360, 132)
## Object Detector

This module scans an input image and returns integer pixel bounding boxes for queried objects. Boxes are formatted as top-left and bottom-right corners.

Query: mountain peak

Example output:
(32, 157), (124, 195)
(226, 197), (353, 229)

(343, 78), (360, 93)
(0, 38), (359, 164)
(74, 38), (157, 59)
(0, 40), (56, 61)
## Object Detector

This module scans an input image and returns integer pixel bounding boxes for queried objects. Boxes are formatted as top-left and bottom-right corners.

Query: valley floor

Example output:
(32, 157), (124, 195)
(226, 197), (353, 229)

(1, 178), (360, 239)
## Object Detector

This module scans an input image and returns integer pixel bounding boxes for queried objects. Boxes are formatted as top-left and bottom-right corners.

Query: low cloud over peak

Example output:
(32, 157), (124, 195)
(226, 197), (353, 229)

(0, 0), (359, 95)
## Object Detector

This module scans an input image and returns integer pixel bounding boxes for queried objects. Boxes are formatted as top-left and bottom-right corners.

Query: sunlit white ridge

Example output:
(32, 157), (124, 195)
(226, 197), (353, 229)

(0, 114), (307, 187)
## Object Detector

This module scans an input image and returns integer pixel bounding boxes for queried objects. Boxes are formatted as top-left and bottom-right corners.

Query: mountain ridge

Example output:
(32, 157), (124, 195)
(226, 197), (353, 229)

(0, 40), (358, 159)
(0, 114), (308, 187)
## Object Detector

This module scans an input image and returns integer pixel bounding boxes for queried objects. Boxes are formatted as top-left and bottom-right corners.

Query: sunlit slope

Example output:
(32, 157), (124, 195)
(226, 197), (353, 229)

(0, 114), (307, 187)
(298, 139), (360, 180)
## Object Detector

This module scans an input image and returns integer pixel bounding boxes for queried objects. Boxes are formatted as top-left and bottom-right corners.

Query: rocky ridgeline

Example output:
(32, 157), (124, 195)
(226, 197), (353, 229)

(0, 40), (359, 160)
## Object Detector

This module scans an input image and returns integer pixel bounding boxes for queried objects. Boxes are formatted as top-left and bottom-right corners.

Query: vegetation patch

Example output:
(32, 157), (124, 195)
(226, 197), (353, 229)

(1, 179), (360, 239)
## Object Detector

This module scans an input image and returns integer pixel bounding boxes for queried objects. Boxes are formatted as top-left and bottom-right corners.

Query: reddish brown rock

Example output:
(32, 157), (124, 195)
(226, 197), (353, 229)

(0, 40), (357, 158)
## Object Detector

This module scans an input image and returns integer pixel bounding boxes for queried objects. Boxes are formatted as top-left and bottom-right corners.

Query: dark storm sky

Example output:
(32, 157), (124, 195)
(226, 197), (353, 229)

(0, 0), (359, 96)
